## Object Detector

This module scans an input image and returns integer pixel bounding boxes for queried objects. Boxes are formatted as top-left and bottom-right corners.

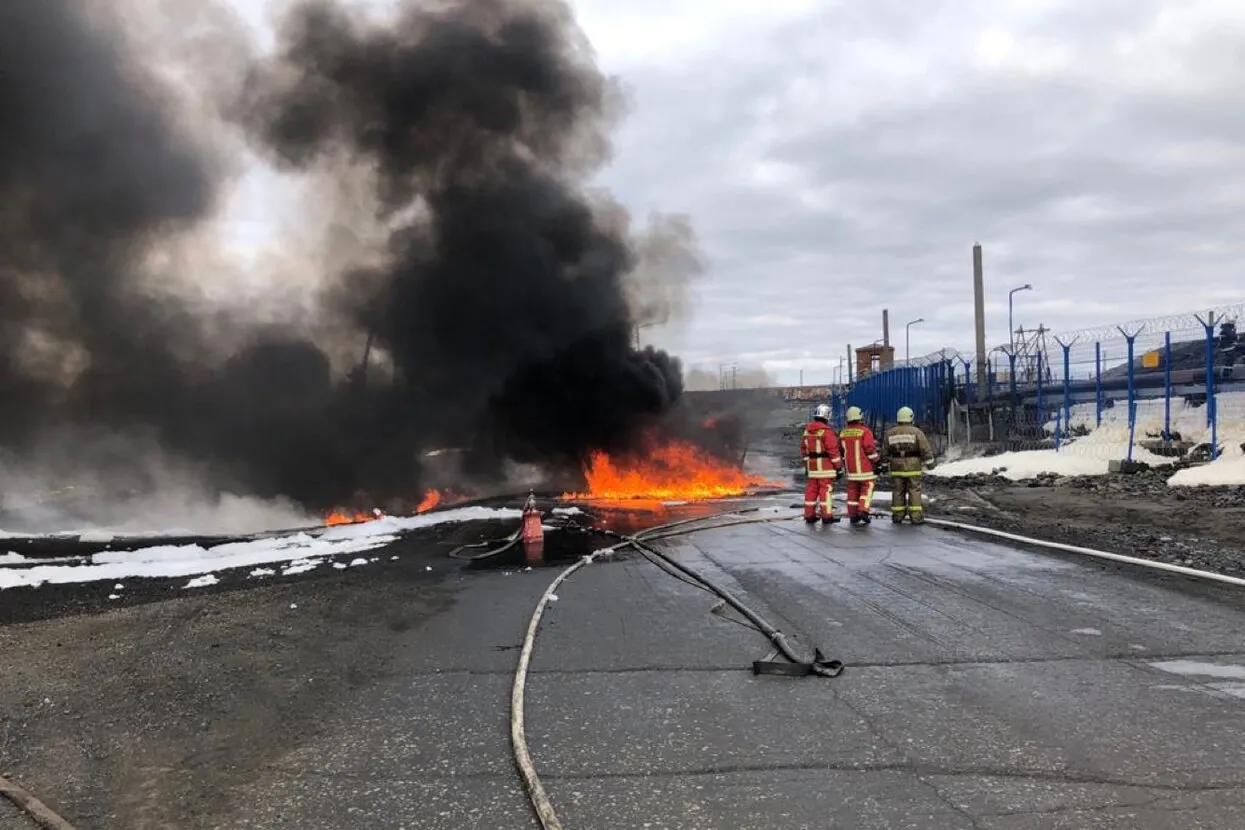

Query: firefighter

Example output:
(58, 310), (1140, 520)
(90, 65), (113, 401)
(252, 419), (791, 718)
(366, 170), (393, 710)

(882, 406), (935, 524)
(838, 406), (879, 525)
(799, 403), (841, 524)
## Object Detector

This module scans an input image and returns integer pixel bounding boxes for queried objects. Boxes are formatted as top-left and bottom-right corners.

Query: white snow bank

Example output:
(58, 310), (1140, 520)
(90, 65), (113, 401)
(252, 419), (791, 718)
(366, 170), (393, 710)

(1051, 390), (1245, 453)
(0, 506), (521, 591)
(930, 449), (1113, 480)
(1168, 457), (1245, 486)
(934, 391), (1245, 480)
(1168, 438), (1245, 486)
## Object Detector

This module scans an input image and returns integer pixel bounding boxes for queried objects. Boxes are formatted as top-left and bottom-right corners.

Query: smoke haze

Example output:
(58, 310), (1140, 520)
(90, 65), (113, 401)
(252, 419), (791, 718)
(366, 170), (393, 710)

(0, 0), (698, 529)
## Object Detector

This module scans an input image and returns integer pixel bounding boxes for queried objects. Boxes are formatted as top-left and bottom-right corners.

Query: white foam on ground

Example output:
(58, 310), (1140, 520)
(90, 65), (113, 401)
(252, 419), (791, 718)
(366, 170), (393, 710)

(0, 506), (521, 590)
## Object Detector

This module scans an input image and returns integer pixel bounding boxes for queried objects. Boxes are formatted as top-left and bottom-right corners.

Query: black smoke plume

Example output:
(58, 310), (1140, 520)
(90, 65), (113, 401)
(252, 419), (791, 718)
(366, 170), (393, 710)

(0, 0), (692, 520)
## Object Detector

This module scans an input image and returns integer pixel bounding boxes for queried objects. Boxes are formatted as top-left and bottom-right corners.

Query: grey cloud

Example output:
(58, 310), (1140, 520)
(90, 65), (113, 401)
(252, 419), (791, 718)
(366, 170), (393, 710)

(590, 1), (1245, 382)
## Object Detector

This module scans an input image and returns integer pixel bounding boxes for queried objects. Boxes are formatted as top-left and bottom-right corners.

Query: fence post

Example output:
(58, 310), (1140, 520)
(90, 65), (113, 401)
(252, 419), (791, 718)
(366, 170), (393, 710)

(1195, 312), (1218, 460)
(1094, 341), (1103, 427)
(1055, 337), (1076, 450)
(1117, 326), (1142, 463)
(1036, 350), (1045, 438)
(959, 358), (972, 442)
(1163, 330), (1172, 441)
(1008, 350), (1018, 410)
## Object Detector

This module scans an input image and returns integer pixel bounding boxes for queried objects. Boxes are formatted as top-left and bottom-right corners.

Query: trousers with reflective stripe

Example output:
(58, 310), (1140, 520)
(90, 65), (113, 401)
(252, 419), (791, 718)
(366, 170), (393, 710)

(891, 476), (924, 521)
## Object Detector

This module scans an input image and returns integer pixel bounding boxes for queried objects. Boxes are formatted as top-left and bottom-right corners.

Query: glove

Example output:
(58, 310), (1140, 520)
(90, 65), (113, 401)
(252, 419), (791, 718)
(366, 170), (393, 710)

(924, 459), (936, 471)
(835, 467), (845, 480)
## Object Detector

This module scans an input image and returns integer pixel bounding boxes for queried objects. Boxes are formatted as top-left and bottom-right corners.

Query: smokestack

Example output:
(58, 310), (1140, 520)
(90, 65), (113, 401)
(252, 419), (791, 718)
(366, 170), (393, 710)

(846, 344), (853, 383)
(882, 309), (890, 348)
(972, 243), (987, 399)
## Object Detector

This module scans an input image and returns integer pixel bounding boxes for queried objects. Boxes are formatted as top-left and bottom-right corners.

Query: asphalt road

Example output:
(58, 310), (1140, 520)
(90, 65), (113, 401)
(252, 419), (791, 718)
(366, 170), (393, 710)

(5, 505), (1245, 829)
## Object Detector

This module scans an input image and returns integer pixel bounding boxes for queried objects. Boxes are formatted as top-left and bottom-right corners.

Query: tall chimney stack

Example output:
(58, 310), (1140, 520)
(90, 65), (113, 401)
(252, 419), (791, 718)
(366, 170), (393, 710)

(972, 243), (988, 399)
(882, 309), (890, 348)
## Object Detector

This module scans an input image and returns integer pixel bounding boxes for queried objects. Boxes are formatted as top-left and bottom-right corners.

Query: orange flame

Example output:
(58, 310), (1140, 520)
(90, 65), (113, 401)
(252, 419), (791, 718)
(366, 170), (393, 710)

(561, 439), (780, 501)
(416, 490), (443, 513)
(324, 509), (376, 526)
(323, 489), (465, 525)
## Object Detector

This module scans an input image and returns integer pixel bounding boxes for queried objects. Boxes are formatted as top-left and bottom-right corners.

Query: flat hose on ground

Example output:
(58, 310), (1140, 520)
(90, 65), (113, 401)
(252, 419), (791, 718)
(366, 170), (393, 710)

(604, 517), (845, 678)
(0, 774), (76, 830)
(509, 507), (842, 830)
(926, 517), (1245, 588)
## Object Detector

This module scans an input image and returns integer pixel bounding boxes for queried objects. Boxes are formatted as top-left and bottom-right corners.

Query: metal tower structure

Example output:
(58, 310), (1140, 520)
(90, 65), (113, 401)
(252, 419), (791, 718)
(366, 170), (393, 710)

(1013, 324), (1052, 384)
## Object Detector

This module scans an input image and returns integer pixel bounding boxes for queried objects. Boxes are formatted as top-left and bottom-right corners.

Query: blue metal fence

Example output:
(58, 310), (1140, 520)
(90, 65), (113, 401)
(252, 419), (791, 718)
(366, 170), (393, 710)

(837, 304), (1243, 462)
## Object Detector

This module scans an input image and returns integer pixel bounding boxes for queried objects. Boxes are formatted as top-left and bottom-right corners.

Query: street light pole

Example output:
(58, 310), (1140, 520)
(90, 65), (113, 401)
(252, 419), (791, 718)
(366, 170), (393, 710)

(1008, 284), (1032, 353)
(905, 318), (925, 364)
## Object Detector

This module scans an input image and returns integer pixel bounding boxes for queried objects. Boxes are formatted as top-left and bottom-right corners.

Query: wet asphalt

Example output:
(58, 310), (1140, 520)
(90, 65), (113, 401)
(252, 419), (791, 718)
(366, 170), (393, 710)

(6, 502), (1245, 829)
(218, 509), (1245, 828)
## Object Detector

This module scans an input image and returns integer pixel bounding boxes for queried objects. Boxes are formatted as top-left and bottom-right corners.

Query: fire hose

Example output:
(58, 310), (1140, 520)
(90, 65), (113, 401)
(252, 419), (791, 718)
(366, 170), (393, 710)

(509, 507), (843, 830)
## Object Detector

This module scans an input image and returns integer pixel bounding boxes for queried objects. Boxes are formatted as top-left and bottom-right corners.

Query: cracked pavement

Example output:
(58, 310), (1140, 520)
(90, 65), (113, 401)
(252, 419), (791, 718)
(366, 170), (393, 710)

(4, 510), (1245, 828)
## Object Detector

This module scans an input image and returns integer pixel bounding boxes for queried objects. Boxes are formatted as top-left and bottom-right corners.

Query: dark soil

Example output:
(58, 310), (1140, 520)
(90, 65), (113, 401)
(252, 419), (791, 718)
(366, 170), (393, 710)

(924, 471), (1245, 577)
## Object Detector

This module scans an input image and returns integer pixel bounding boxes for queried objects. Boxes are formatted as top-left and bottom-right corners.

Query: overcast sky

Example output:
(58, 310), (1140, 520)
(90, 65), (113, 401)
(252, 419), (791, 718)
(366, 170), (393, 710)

(227, 0), (1245, 385)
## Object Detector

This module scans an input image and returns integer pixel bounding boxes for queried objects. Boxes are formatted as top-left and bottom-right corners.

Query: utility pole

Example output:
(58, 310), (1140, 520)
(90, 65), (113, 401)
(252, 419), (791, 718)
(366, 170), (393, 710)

(972, 243), (988, 400)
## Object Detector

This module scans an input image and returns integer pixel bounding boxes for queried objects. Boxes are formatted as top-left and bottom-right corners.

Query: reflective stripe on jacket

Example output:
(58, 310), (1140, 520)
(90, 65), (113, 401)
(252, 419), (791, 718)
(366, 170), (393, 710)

(883, 424), (934, 476)
(839, 424), (878, 480)
(800, 421), (841, 478)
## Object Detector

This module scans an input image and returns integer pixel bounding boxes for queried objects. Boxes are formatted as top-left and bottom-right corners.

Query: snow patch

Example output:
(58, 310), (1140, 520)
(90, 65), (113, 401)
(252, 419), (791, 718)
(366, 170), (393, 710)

(1148, 660), (1245, 680)
(1070, 627), (1102, 636)
(1148, 660), (1245, 700)
(934, 390), (1245, 482)
(1, 506), (520, 590)
(184, 574), (219, 589)
(1168, 444), (1245, 487)
(931, 449), (1115, 479)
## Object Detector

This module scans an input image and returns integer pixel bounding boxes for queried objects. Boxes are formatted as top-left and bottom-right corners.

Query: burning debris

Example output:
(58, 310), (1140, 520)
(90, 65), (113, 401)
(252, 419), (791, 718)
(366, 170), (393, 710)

(561, 435), (781, 502)
(0, 0), (701, 525)
(321, 489), (469, 526)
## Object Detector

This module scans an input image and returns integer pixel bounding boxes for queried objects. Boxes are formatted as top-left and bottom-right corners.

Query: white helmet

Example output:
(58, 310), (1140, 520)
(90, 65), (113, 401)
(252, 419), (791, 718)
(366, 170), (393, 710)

(814, 403), (831, 420)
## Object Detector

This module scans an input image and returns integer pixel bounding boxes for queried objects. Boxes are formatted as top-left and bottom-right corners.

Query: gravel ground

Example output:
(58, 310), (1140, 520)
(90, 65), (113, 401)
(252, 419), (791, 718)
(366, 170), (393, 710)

(924, 470), (1245, 576)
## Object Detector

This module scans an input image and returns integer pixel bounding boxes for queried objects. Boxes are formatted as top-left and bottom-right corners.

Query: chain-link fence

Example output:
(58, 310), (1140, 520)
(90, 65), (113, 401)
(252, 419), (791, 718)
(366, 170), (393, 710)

(838, 304), (1245, 471)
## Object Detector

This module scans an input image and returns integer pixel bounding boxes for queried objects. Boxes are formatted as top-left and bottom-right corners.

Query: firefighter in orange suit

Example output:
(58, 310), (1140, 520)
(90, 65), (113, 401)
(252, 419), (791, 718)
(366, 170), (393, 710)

(838, 406), (879, 525)
(800, 403), (841, 524)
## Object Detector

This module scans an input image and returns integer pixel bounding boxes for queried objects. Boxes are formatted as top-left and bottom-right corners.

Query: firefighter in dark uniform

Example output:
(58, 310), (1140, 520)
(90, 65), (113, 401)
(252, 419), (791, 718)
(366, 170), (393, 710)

(882, 406), (935, 523)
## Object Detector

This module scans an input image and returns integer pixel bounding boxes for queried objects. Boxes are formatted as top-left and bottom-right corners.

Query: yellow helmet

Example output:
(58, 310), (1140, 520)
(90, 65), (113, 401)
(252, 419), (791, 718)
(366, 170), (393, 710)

(897, 406), (914, 424)
(845, 406), (863, 422)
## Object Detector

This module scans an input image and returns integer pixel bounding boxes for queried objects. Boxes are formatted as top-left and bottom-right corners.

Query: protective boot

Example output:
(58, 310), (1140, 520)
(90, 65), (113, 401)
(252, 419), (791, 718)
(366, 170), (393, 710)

(859, 512), (872, 525)
(804, 516), (818, 524)
(821, 516), (840, 525)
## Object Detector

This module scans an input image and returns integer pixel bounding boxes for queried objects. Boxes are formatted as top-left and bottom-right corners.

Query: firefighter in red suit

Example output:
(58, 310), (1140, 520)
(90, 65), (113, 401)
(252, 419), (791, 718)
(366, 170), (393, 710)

(800, 403), (841, 524)
(839, 406), (879, 525)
